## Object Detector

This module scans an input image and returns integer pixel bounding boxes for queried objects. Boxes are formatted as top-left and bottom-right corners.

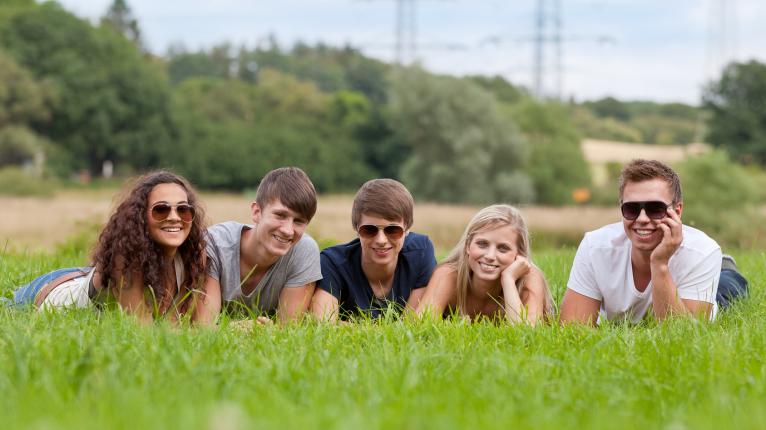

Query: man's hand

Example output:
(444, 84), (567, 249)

(650, 207), (683, 265)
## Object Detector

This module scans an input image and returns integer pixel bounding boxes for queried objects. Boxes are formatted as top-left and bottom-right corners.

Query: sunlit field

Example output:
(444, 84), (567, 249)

(1, 229), (764, 429)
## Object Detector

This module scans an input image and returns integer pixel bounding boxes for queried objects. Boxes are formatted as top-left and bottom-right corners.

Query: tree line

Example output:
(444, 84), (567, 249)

(1, 0), (764, 207)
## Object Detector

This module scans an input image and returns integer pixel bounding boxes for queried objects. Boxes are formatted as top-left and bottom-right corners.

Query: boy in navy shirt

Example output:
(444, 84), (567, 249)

(310, 179), (436, 320)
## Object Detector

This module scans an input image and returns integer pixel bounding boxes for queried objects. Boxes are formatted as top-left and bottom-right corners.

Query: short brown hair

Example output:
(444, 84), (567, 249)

(619, 159), (682, 203)
(255, 167), (317, 221)
(351, 179), (414, 230)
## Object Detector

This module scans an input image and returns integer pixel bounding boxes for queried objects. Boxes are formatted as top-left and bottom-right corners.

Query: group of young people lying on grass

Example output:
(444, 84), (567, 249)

(9, 159), (749, 326)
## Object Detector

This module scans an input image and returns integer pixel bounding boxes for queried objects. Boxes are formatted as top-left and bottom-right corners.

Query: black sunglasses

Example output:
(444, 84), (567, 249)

(150, 203), (195, 223)
(620, 201), (670, 221)
(357, 224), (405, 240)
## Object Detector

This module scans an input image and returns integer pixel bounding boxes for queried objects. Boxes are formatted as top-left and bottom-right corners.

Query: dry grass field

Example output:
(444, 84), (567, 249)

(0, 189), (619, 253)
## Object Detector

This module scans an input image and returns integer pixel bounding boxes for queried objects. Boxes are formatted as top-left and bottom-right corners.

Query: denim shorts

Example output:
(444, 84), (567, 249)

(12, 267), (92, 307)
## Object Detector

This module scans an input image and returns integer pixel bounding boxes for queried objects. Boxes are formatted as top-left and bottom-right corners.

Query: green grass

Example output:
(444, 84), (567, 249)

(1, 241), (765, 430)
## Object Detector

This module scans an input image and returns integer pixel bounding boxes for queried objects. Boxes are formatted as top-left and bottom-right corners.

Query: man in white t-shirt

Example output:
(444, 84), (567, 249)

(560, 159), (748, 324)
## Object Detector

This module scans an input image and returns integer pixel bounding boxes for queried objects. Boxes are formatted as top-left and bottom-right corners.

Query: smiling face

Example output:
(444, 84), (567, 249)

(358, 213), (407, 269)
(147, 183), (192, 256)
(466, 224), (520, 283)
(252, 199), (308, 258)
(621, 178), (682, 255)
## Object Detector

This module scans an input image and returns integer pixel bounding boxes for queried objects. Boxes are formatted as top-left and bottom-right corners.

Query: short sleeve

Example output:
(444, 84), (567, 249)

(566, 234), (603, 301)
(283, 235), (323, 288)
(317, 251), (344, 299)
(676, 247), (721, 304)
(413, 236), (437, 289)
(205, 238), (223, 281)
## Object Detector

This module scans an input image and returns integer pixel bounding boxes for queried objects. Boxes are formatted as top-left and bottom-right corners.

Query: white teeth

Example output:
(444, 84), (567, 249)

(635, 229), (653, 237)
(162, 227), (181, 232)
(480, 263), (498, 271)
(273, 235), (291, 244)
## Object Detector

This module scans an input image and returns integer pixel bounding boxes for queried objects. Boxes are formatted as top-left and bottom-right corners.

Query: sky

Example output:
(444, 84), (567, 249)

(55, 0), (766, 105)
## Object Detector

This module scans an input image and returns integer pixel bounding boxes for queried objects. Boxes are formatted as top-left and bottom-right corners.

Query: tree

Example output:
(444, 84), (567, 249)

(512, 100), (591, 205)
(2, 2), (177, 175)
(101, 0), (142, 48)
(703, 60), (766, 164)
(389, 67), (533, 204)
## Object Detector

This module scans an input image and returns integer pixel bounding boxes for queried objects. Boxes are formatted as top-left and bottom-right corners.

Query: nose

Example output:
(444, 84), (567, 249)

(484, 246), (497, 261)
(166, 207), (181, 222)
(279, 220), (295, 237)
(635, 208), (651, 222)
(373, 228), (388, 244)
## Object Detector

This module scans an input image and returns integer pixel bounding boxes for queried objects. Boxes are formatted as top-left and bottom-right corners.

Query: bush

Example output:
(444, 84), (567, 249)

(0, 166), (57, 196)
(678, 152), (765, 248)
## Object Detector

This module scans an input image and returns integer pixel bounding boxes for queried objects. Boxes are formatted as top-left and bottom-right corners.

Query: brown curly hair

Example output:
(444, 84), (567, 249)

(91, 171), (207, 316)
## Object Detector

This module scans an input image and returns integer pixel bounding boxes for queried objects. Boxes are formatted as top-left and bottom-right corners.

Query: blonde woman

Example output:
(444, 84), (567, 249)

(416, 204), (553, 324)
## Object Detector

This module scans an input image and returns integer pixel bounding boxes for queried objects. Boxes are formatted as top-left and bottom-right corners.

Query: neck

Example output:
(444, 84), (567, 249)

(362, 260), (397, 285)
(241, 227), (278, 270)
(469, 275), (502, 302)
(630, 247), (652, 273)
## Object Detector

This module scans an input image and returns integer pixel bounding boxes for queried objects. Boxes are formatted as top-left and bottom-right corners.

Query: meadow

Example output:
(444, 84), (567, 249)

(1, 232), (764, 429)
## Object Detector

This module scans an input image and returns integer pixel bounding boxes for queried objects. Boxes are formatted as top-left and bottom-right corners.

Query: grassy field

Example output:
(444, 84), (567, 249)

(1, 238), (764, 430)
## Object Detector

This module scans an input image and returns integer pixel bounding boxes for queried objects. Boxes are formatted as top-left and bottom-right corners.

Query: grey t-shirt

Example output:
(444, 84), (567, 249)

(206, 221), (322, 313)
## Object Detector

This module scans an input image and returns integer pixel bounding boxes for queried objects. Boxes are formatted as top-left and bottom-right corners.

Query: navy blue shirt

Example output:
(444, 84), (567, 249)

(318, 232), (437, 318)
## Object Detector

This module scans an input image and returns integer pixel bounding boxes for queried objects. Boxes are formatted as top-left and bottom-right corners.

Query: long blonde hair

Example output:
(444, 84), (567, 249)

(442, 204), (554, 317)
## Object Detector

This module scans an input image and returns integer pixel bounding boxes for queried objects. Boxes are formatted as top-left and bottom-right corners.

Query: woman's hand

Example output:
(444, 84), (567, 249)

(501, 256), (531, 285)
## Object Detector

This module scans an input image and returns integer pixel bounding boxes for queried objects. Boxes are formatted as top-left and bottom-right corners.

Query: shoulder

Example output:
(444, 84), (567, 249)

(582, 222), (628, 248)
(402, 232), (435, 254)
(207, 221), (249, 247)
(678, 224), (721, 257)
(320, 238), (360, 261)
(293, 232), (320, 254)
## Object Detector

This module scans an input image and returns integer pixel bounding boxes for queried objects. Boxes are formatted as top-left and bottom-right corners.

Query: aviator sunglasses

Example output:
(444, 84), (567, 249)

(357, 224), (405, 240)
(150, 203), (195, 223)
(620, 201), (670, 221)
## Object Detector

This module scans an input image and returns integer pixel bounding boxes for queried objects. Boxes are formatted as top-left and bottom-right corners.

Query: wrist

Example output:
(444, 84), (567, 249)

(650, 261), (670, 275)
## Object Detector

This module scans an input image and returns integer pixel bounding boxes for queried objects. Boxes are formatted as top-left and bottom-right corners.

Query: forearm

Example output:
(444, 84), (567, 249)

(650, 263), (689, 320)
(501, 277), (523, 323)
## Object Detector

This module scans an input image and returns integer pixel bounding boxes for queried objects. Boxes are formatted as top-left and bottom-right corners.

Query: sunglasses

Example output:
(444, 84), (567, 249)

(150, 203), (195, 223)
(357, 224), (405, 240)
(620, 201), (670, 221)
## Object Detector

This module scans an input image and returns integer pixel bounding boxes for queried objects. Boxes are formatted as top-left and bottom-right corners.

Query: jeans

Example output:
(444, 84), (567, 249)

(11, 267), (90, 307)
(717, 269), (749, 310)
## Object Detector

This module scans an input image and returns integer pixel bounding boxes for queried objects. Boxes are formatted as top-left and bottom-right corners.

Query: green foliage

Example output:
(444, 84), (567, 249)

(1, 2), (177, 175)
(704, 60), (766, 164)
(512, 100), (591, 205)
(0, 166), (57, 196)
(678, 151), (766, 248)
(171, 72), (372, 192)
(577, 99), (700, 144)
(389, 67), (533, 204)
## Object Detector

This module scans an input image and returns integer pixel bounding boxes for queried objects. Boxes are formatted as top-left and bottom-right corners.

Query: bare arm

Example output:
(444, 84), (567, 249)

(415, 265), (457, 318)
(405, 287), (427, 312)
(111, 271), (153, 324)
(278, 282), (316, 324)
(310, 288), (339, 323)
(559, 289), (601, 325)
(518, 266), (549, 325)
(191, 276), (222, 326)
(650, 208), (711, 320)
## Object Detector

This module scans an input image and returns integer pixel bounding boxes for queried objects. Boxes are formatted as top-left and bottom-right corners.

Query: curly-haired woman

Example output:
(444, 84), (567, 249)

(11, 171), (215, 323)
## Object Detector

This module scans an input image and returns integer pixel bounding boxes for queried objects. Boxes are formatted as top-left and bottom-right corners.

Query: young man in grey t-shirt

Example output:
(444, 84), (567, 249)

(196, 167), (322, 324)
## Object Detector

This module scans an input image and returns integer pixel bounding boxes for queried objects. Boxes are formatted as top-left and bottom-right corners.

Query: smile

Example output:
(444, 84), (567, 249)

(479, 262), (499, 271)
(634, 229), (655, 237)
(161, 227), (182, 233)
(273, 235), (292, 244)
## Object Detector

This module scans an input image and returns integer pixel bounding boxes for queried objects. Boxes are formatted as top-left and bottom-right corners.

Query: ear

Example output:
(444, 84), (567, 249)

(674, 201), (683, 218)
(251, 202), (262, 224)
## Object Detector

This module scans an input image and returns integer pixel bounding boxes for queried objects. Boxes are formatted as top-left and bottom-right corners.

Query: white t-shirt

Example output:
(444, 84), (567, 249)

(567, 222), (722, 323)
